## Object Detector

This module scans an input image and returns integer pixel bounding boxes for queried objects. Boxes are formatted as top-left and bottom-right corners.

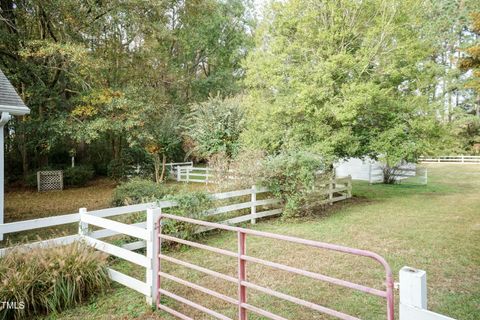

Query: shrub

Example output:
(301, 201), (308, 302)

(107, 159), (128, 181)
(25, 172), (38, 188)
(162, 191), (213, 239)
(112, 178), (169, 206)
(260, 151), (324, 217)
(0, 242), (110, 319)
(208, 149), (266, 191)
(188, 95), (245, 159)
(64, 165), (95, 187)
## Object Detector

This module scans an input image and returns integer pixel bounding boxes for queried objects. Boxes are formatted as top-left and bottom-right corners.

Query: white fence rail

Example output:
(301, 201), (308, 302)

(166, 162), (193, 180)
(0, 185), (287, 304)
(175, 166), (214, 183)
(399, 267), (456, 320)
(419, 155), (480, 164)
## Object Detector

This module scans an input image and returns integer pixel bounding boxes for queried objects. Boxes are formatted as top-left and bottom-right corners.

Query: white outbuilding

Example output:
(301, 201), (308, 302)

(0, 68), (30, 240)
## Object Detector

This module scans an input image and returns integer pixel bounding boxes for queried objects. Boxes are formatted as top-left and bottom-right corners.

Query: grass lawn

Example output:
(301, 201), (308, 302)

(37, 164), (480, 320)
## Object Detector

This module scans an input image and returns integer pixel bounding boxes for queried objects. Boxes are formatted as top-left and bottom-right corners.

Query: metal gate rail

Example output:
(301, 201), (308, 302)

(156, 213), (394, 320)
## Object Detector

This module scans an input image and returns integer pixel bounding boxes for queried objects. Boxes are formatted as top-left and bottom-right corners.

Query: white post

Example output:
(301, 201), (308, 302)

(146, 207), (161, 306)
(78, 208), (89, 236)
(0, 112), (12, 241)
(347, 175), (352, 198)
(368, 163), (372, 184)
(400, 267), (427, 310)
(328, 180), (333, 205)
(251, 185), (257, 224)
(399, 266), (458, 320)
(176, 167), (181, 181)
(186, 167), (190, 183)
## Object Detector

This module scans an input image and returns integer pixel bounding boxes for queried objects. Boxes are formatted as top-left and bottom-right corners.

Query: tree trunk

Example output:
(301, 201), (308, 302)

(153, 153), (161, 184)
(159, 154), (167, 182)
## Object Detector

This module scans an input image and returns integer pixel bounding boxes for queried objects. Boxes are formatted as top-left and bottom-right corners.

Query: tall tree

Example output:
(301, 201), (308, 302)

(1, 0), (253, 182)
(242, 0), (442, 164)
(459, 12), (480, 116)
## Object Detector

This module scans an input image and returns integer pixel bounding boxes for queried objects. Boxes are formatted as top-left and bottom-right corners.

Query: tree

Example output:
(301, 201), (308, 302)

(0, 0), (254, 183)
(243, 0), (442, 168)
(188, 95), (245, 159)
(459, 12), (480, 116)
(131, 106), (183, 183)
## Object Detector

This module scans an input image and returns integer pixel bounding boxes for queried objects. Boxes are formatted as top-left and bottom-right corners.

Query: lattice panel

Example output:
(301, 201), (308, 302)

(37, 170), (64, 191)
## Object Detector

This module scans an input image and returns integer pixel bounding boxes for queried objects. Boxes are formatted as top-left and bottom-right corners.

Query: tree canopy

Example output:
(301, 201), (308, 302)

(2, 0), (480, 185)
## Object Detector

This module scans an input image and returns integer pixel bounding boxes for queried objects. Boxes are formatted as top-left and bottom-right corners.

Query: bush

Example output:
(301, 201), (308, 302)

(112, 178), (169, 206)
(64, 165), (95, 187)
(0, 242), (110, 319)
(208, 149), (266, 191)
(25, 171), (38, 188)
(260, 151), (324, 217)
(162, 191), (213, 239)
(107, 159), (128, 181)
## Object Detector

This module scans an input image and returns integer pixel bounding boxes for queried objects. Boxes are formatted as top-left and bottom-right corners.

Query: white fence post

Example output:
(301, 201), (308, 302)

(186, 168), (190, 183)
(78, 208), (89, 236)
(176, 167), (181, 182)
(368, 163), (372, 184)
(251, 185), (257, 224)
(399, 266), (455, 320)
(146, 207), (161, 306)
(328, 180), (334, 205)
(400, 267), (427, 310)
(347, 175), (352, 198)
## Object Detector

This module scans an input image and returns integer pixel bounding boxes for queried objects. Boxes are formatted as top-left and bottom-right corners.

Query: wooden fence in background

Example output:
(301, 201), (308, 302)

(419, 155), (480, 164)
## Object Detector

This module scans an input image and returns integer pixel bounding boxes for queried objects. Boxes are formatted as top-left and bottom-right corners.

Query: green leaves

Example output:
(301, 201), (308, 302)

(243, 0), (441, 164)
(188, 95), (245, 159)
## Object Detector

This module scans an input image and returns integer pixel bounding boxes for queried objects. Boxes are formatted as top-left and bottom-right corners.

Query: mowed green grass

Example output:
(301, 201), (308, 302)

(45, 164), (480, 320)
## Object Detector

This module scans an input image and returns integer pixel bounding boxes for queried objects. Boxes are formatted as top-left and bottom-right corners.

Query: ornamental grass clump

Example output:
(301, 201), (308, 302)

(0, 242), (110, 319)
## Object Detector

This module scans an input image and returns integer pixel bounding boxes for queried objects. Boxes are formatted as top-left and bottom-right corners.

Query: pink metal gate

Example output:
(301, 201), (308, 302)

(155, 214), (394, 320)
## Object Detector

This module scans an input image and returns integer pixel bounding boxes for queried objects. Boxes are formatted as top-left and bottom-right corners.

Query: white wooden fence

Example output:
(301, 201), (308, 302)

(313, 175), (352, 205)
(175, 166), (214, 183)
(0, 186), (284, 304)
(399, 267), (455, 320)
(419, 155), (480, 164)
(165, 162), (193, 180)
